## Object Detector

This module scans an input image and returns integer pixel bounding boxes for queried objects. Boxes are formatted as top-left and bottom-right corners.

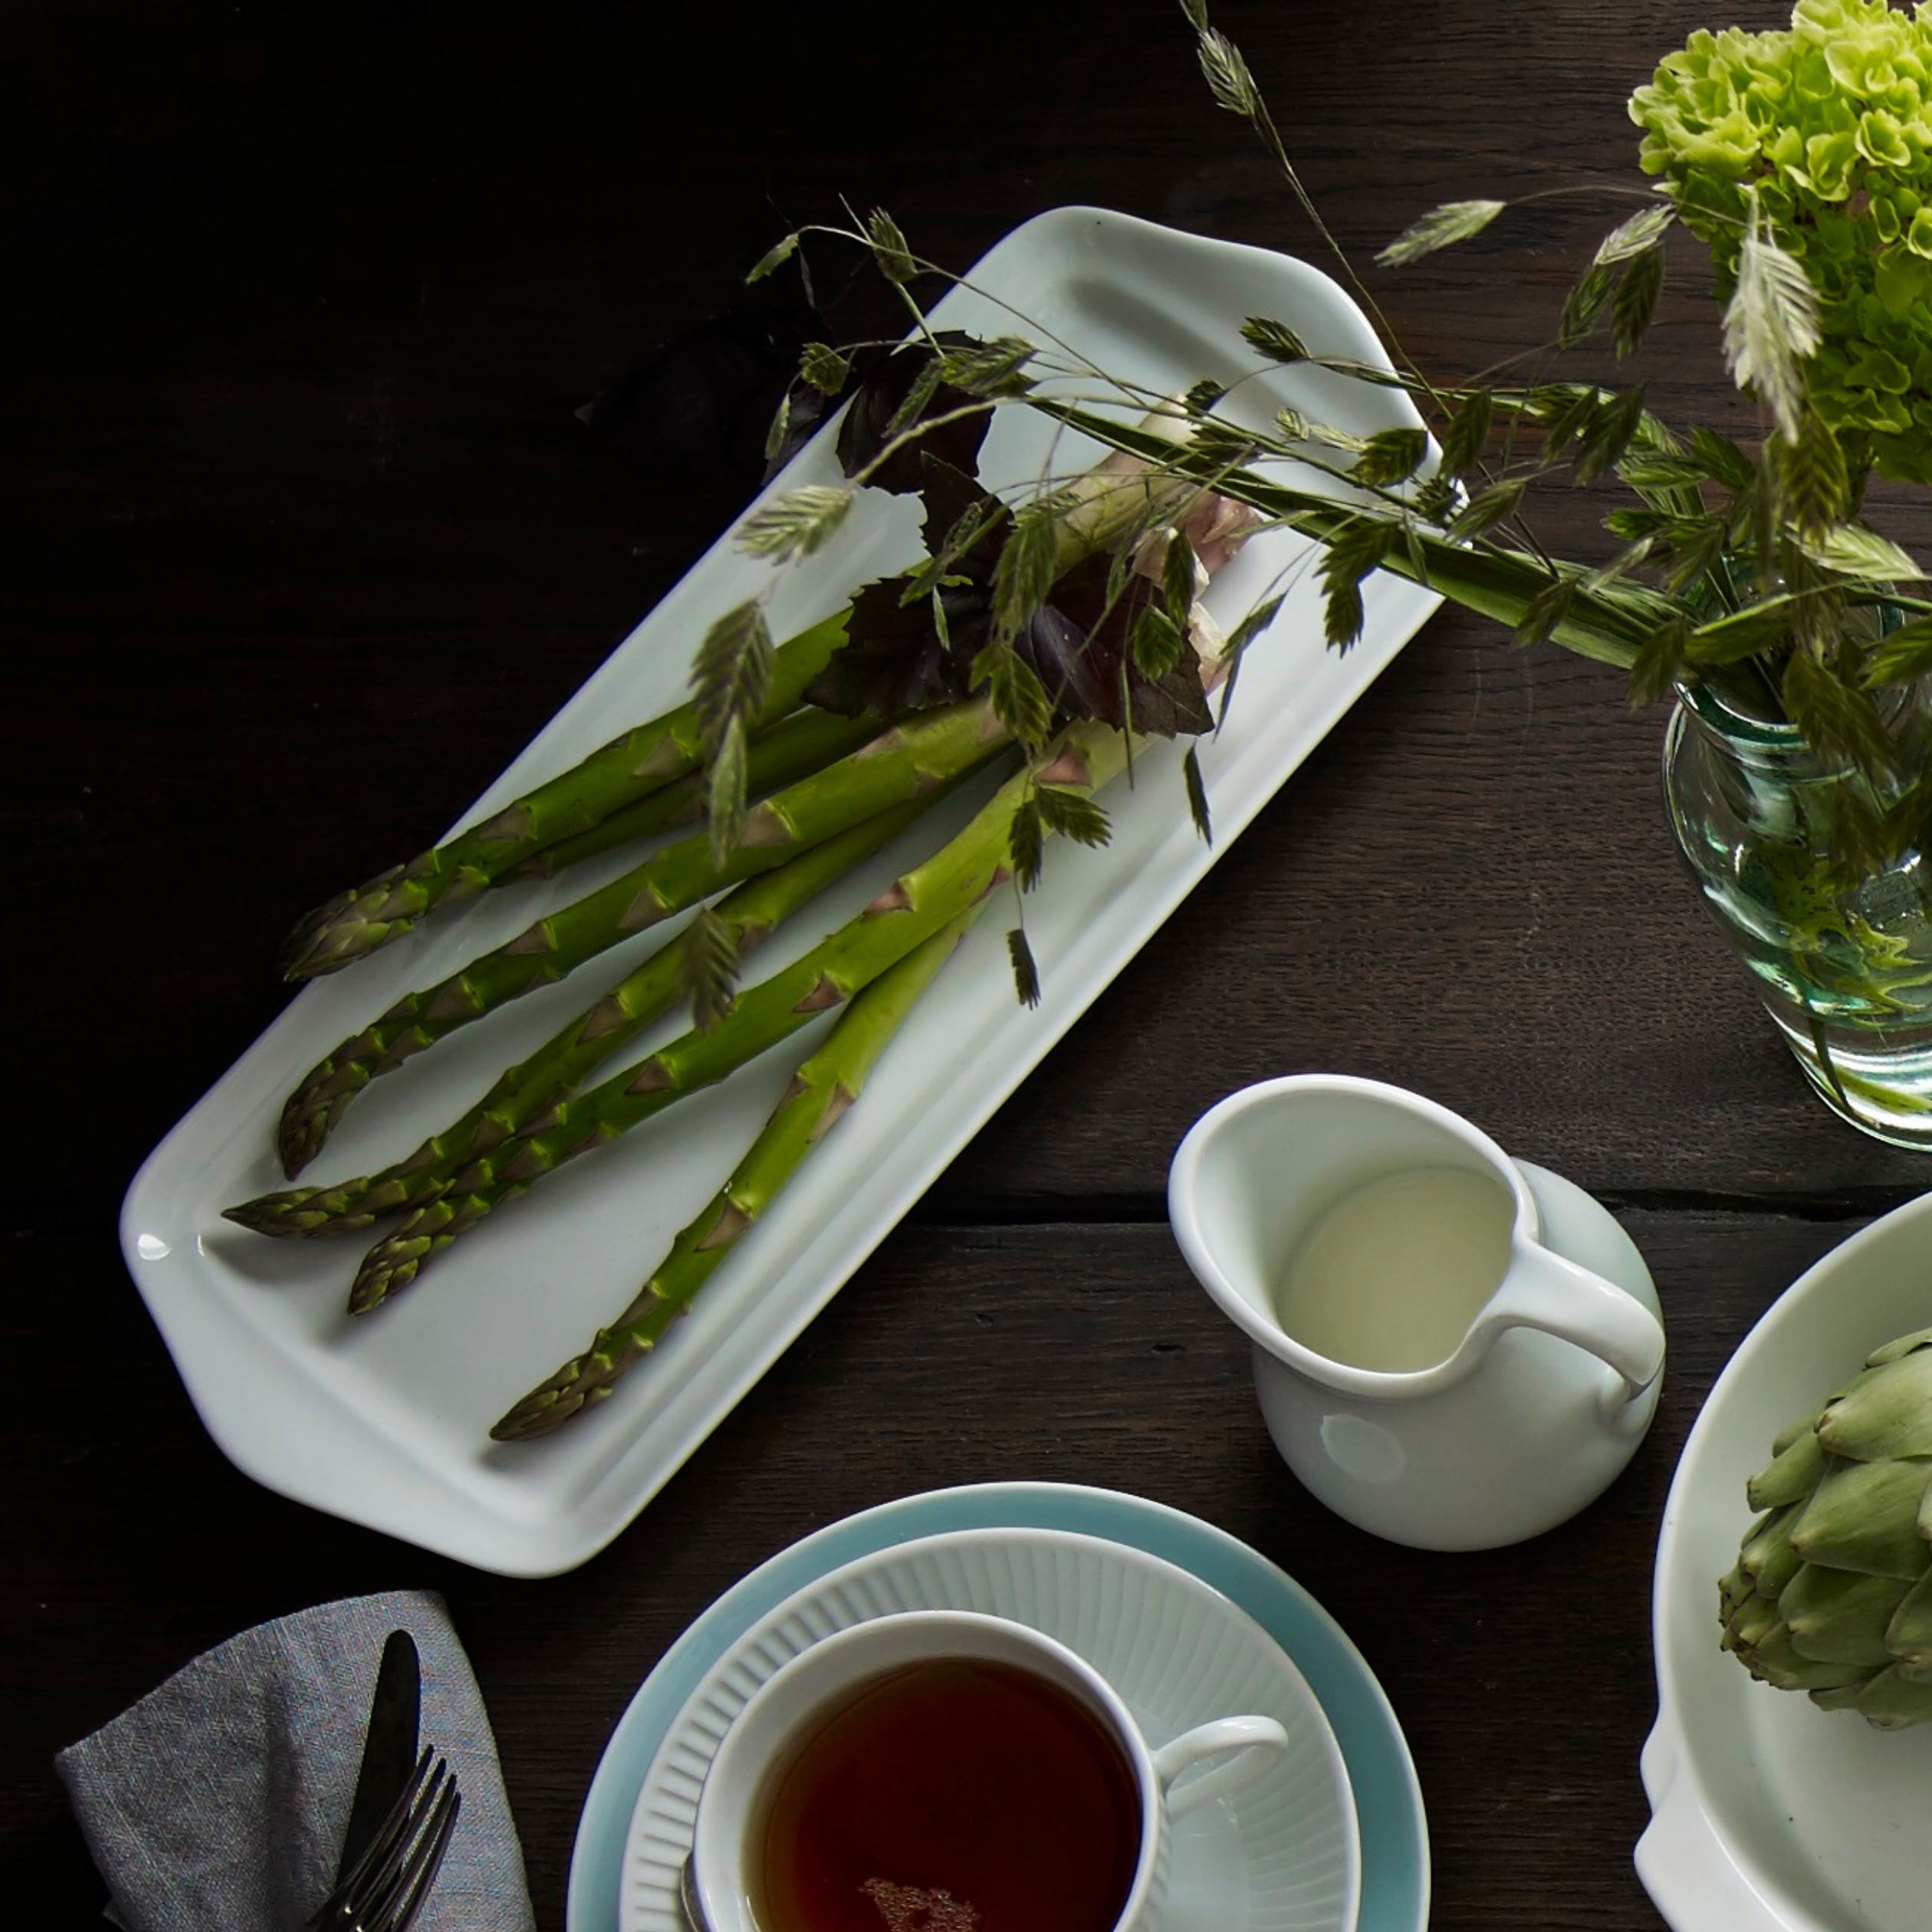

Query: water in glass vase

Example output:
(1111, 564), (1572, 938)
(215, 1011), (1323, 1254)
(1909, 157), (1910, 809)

(1664, 679), (1932, 1148)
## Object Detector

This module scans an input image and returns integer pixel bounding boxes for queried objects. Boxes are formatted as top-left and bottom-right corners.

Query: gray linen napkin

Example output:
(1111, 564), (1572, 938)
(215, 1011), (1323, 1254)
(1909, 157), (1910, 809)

(56, 1588), (537, 1932)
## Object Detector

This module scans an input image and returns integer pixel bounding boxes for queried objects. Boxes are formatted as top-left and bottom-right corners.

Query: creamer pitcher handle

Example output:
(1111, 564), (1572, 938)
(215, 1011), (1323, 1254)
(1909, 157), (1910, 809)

(1480, 1240), (1665, 1402)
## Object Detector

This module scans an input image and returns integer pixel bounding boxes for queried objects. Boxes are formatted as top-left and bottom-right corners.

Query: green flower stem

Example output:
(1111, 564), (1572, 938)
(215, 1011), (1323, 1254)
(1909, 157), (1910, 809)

(491, 902), (986, 1441)
(278, 612), (853, 981)
(1040, 402), (1666, 666)
(225, 793), (950, 1238)
(276, 697), (1010, 1176)
(347, 720), (1129, 1312)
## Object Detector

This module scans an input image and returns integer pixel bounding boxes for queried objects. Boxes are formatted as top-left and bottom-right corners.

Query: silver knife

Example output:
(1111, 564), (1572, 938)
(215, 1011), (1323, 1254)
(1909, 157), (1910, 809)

(336, 1629), (422, 1881)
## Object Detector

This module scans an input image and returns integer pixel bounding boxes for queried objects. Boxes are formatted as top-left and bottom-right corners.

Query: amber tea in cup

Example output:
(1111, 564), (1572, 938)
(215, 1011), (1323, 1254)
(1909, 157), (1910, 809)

(692, 1609), (1289, 1932)
(750, 1655), (1141, 1932)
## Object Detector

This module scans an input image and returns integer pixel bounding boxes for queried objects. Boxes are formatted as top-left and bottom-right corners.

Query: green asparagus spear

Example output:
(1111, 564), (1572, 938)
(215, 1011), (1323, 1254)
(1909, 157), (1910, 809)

(499, 705), (888, 883)
(277, 697), (1009, 1176)
(348, 721), (1127, 1313)
(278, 612), (853, 981)
(225, 791), (958, 1237)
(492, 904), (984, 1441)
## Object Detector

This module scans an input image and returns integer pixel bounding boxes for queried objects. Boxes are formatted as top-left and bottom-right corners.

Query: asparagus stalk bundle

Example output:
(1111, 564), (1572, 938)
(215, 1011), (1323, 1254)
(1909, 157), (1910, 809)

(230, 358), (1263, 1447)
(225, 793), (950, 1238)
(277, 696), (1010, 1176)
(492, 903), (986, 1441)
(347, 722), (1128, 1315)
(278, 612), (854, 980)
(500, 705), (886, 883)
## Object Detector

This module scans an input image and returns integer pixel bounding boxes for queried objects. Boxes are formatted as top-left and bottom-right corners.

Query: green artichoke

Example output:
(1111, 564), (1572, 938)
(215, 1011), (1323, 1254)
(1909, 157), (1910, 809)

(1720, 1326), (1932, 1730)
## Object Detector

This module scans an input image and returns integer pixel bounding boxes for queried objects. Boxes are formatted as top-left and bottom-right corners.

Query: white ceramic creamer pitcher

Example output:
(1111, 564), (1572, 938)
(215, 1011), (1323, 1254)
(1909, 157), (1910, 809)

(1169, 1074), (1665, 1549)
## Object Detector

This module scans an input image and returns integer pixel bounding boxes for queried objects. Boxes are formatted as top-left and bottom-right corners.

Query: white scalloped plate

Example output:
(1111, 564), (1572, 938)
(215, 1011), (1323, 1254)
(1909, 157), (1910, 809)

(1638, 1193), (1932, 1931)
(118, 205), (1442, 1576)
(620, 1526), (1360, 1932)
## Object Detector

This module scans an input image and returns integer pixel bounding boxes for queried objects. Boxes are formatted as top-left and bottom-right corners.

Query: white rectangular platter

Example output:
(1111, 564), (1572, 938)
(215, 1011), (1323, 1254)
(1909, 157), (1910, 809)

(120, 205), (1443, 1575)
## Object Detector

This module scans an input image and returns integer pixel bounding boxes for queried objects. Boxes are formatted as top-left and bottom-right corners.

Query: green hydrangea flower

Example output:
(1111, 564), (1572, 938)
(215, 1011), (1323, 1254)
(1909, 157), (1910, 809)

(1631, 0), (1932, 484)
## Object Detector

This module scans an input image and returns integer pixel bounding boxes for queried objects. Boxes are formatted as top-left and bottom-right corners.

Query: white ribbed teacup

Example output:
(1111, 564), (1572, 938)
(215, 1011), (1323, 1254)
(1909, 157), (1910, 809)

(688, 1608), (1290, 1932)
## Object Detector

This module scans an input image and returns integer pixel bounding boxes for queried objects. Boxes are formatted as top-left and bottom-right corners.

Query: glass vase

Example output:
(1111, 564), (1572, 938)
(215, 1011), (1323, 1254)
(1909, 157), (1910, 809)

(1664, 677), (1932, 1148)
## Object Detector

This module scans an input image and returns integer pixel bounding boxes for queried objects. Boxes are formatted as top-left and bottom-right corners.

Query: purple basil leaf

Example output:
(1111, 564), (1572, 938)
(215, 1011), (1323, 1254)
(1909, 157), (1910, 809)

(805, 573), (989, 716)
(1020, 554), (1213, 738)
(836, 334), (989, 492)
(805, 455), (1011, 717)
(913, 453), (1010, 573)
(807, 454), (1209, 736)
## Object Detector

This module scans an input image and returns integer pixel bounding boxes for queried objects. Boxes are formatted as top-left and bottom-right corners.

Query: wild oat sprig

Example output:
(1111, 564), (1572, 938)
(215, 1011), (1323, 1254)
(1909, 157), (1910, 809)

(1594, 203), (1677, 266)
(691, 600), (776, 861)
(734, 486), (856, 564)
(1378, 199), (1507, 267)
(1724, 193), (1822, 442)
(1181, 3), (1424, 401)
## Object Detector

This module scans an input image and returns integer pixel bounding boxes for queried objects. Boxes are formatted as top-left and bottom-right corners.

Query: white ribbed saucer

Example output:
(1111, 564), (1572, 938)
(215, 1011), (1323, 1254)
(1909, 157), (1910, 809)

(619, 1526), (1360, 1932)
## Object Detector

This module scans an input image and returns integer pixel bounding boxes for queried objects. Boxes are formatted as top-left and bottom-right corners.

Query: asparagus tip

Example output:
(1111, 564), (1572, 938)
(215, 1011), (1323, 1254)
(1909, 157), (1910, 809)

(491, 1355), (623, 1441)
(279, 913), (403, 983)
(277, 1079), (347, 1179)
(490, 1382), (581, 1441)
(348, 1243), (420, 1314)
(222, 1191), (323, 1237)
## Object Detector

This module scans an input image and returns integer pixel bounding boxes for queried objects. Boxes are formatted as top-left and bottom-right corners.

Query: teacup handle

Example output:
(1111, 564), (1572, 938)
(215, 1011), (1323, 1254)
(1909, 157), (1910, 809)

(1480, 1240), (1665, 1404)
(1150, 1714), (1290, 1819)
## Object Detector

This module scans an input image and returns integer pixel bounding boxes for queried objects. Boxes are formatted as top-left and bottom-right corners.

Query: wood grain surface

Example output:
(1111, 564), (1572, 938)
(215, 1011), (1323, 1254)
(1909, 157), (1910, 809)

(4, 2), (1917, 1927)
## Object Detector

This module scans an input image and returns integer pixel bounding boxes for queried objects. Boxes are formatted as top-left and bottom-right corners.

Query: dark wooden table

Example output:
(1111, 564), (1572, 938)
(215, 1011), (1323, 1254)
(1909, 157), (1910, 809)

(7, 2), (1914, 1926)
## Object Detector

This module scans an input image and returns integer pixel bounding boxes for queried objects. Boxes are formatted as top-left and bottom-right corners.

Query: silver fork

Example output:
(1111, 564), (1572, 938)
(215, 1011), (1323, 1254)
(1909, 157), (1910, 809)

(304, 1747), (462, 1932)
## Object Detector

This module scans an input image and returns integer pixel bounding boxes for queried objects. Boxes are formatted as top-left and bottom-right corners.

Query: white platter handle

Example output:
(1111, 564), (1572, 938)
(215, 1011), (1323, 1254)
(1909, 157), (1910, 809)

(1635, 1725), (1788, 1932)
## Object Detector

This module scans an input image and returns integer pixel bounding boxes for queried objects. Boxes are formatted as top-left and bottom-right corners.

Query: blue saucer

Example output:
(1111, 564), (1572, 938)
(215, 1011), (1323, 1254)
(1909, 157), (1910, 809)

(567, 1482), (1429, 1932)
